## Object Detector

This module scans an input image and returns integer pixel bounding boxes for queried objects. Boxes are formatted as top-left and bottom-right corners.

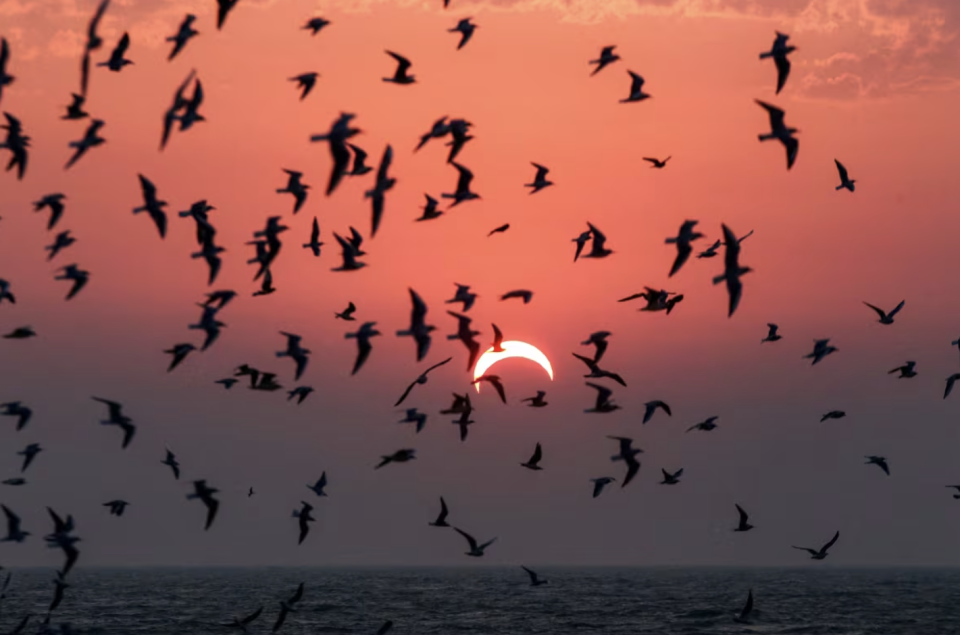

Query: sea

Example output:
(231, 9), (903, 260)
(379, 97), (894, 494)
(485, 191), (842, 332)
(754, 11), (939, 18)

(1, 566), (959, 634)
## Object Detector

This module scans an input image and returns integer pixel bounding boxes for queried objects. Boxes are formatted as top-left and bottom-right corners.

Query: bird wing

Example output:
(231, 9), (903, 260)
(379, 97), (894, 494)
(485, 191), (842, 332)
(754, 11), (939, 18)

(117, 31), (130, 55)
(394, 380), (418, 407)
(783, 135), (799, 169)
(835, 159), (848, 181)
(424, 356), (453, 374)
(774, 55), (790, 93)
(87, 0), (110, 44)
(530, 443), (542, 464)
(454, 527), (478, 550)
(735, 504), (749, 524)
(862, 302), (886, 319)
(241, 607), (263, 624)
(820, 531), (840, 553)
(888, 300), (905, 318)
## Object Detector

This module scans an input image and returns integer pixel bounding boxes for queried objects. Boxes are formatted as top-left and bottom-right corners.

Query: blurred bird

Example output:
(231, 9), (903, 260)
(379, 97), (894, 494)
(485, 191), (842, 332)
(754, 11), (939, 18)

(835, 159), (856, 192)
(620, 71), (651, 103)
(449, 18), (477, 50)
(166, 14), (199, 61)
(589, 46), (620, 75)
(289, 73), (319, 100)
(756, 100), (798, 170)
(759, 32), (795, 94)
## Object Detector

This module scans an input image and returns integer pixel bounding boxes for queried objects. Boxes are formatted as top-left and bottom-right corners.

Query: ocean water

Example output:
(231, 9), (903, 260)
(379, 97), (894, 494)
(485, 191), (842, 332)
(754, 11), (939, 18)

(1, 567), (959, 634)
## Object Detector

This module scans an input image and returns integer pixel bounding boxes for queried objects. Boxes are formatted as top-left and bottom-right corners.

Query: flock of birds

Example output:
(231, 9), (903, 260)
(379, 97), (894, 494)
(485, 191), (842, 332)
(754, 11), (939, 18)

(0, 0), (958, 633)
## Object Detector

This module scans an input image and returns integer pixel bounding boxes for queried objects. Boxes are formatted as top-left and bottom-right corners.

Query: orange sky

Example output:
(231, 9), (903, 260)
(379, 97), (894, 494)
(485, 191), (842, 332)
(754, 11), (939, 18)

(1, 0), (959, 567)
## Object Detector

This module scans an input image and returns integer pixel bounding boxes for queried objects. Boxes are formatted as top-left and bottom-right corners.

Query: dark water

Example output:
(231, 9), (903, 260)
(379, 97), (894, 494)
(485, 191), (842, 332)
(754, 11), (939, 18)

(1, 567), (960, 634)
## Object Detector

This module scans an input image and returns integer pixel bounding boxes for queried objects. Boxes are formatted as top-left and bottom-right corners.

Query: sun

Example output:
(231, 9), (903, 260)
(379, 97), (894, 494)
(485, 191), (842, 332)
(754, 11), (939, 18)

(473, 341), (554, 392)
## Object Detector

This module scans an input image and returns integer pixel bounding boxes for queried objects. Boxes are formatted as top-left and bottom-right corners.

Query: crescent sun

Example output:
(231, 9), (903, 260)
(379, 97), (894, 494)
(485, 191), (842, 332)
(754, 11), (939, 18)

(473, 340), (554, 392)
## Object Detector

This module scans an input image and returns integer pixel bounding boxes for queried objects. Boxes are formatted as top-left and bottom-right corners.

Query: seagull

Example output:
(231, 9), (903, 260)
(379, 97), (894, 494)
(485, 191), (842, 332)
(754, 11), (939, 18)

(571, 230), (592, 262)
(375, 449), (416, 469)
(521, 391), (548, 408)
(712, 224), (752, 317)
(303, 17), (331, 35)
(97, 32), (133, 71)
(160, 69), (197, 150)
(289, 73), (319, 100)
(383, 51), (415, 84)
(581, 331), (611, 363)
(62, 93), (89, 120)
(91, 397), (136, 449)
(306, 473), (328, 497)
(500, 289), (532, 303)
(584, 382), (620, 413)
(103, 500), (129, 517)
(162, 449), (180, 480)
(1, 505), (29, 543)
(945, 373), (960, 399)
(521, 566), (547, 586)
(820, 410), (846, 422)
(308, 113), (361, 196)
(223, 606), (263, 631)
(687, 416), (719, 433)
(347, 143), (374, 176)
(79, 0), (110, 97)
(472, 374), (507, 403)
(177, 77), (205, 132)
(642, 400), (671, 424)
(1, 112), (29, 180)
(736, 589), (755, 623)
(697, 239), (721, 259)
(1, 402), (31, 431)
(429, 497), (450, 527)
(761, 323), (782, 342)
(186, 480), (219, 530)
(520, 443), (543, 470)
(64, 119), (106, 170)
(607, 437), (641, 487)
(488, 223), (510, 236)
(572, 352), (627, 386)
(414, 116), (450, 152)
(643, 156), (671, 168)
(293, 502), (315, 545)
(589, 46), (620, 75)
(442, 162), (481, 206)
(189, 303), (226, 351)
(449, 18), (477, 50)
(364, 145), (396, 238)
(620, 71), (651, 103)
(756, 100), (799, 170)
(331, 232), (367, 272)
(863, 300), (904, 325)
(582, 222), (613, 258)
(271, 582), (305, 633)
(591, 477), (616, 498)
(889, 361), (917, 378)
(395, 289), (438, 362)
(287, 386), (314, 405)
(133, 174), (168, 238)
(445, 284), (478, 312)
(164, 343), (196, 372)
(804, 339), (838, 365)
(216, 0), (241, 30)
(275, 332), (311, 381)
(446, 118), (474, 164)
(2, 478), (25, 487)
(792, 530), (840, 560)
(865, 455), (890, 475)
(835, 159), (856, 191)
(277, 169), (310, 214)
(0, 38), (13, 106)
(451, 405), (475, 442)
(393, 357), (453, 406)
(734, 504), (754, 531)
(398, 408), (427, 433)
(0, 278), (13, 304)
(665, 220), (705, 277)
(416, 194), (443, 221)
(759, 32), (796, 94)
(445, 311), (482, 371)
(525, 163), (553, 193)
(17, 443), (42, 472)
(45, 231), (76, 261)
(660, 468), (683, 485)
(166, 14), (199, 61)
(53, 265), (89, 300)
(2, 326), (36, 339)
(454, 527), (497, 557)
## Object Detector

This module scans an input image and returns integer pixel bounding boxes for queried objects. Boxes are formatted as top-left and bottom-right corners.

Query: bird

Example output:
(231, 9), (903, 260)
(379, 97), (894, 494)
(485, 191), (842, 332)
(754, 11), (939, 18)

(365, 145), (396, 238)
(687, 416), (719, 433)
(375, 449), (416, 469)
(572, 352), (627, 386)
(278, 170), (310, 214)
(160, 69), (197, 150)
(756, 100), (799, 169)
(607, 437), (641, 487)
(162, 449), (180, 480)
(303, 17), (331, 35)
(445, 311), (483, 371)
(759, 31), (796, 94)
(865, 455), (890, 475)
(734, 504), (754, 531)
(1, 478), (25, 487)
(712, 224), (752, 317)
(293, 501), (315, 545)
(347, 143), (374, 176)
(64, 119), (106, 170)
(584, 382), (620, 413)
(164, 343), (196, 372)
(581, 331), (611, 363)
(449, 18), (477, 50)
(309, 112), (362, 196)
(53, 264), (89, 300)
(92, 397), (137, 449)
(792, 530), (840, 560)
(500, 289), (532, 303)
(945, 373), (960, 399)
(520, 443), (543, 470)
(331, 232), (367, 272)
(216, 0), (241, 30)
(889, 361), (917, 378)
(166, 14), (199, 61)
(3, 326), (36, 339)
(62, 93), (89, 120)
(415, 116), (451, 152)
(820, 410), (846, 422)
(472, 374), (507, 404)
(697, 239), (721, 259)
(394, 357), (454, 406)
(589, 46), (620, 75)
(275, 332), (311, 381)
(103, 500), (129, 517)
(1, 112), (30, 180)
(442, 162), (481, 206)
(133, 174), (168, 238)
(660, 468), (683, 485)
(643, 156), (671, 168)
(289, 73), (319, 100)
(429, 497), (450, 527)
(398, 408), (427, 433)
(863, 300), (904, 324)
(33, 193), (68, 230)
(521, 566), (548, 586)
(642, 400), (671, 424)
(571, 230), (592, 262)
(451, 405), (475, 442)
(488, 223), (510, 236)
(761, 323), (782, 342)
(454, 527), (497, 557)
(79, 0), (110, 97)
(945, 486), (960, 500)
(271, 582), (305, 633)
(287, 386), (314, 405)
(416, 194), (443, 221)
(804, 339), (838, 365)
(0, 38), (14, 106)
(97, 32), (133, 71)
(620, 71), (651, 103)
(736, 589), (755, 623)
(835, 159), (856, 191)
(186, 480), (219, 530)
(223, 606), (263, 631)
(45, 231), (76, 261)
(305, 473), (328, 498)
(582, 222), (613, 258)
(665, 220), (705, 277)
(0, 278), (13, 304)
(395, 289), (438, 362)
(525, 163), (553, 193)
(591, 477), (616, 498)
(521, 391), (548, 408)
(2, 504), (29, 543)
(383, 51), (415, 84)
(335, 302), (357, 321)
(0, 402), (32, 431)
(17, 443), (42, 472)
(445, 284), (478, 312)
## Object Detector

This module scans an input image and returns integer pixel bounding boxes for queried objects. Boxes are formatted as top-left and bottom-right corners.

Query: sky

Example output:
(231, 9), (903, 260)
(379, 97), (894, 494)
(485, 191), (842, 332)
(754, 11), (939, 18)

(1, 0), (960, 568)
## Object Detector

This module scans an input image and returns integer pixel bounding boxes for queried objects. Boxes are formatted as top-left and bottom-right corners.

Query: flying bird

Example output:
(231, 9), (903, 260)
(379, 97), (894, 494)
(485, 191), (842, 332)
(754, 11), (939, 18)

(276, 332), (311, 381)
(347, 143), (374, 176)
(734, 504), (754, 532)
(364, 144), (396, 238)
(889, 361), (917, 378)
(820, 410), (846, 422)
(759, 32), (796, 94)
(863, 300), (904, 325)
(521, 391), (548, 408)
(331, 232), (367, 272)
(103, 500), (129, 517)
(166, 14), (199, 61)
(445, 311), (482, 371)
(393, 357), (453, 406)
(383, 51), (415, 84)
(520, 443), (543, 470)
(449, 18), (477, 50)
(804, 339), (838, 365)
(591, 477), (616, 498)
(0, 38), (14, 106)
(584, 382), (620, 413)
(0, 402), (32, 431)
(582, 223), (613, 259)
(395, 288), (438, 362)
(442, 162), (481, 206)
(307, 473), (328, 497)
(92, 396), (136, 449)
(761, 323), (782, 342)
(865, 455), (890, 475)
(1, 112), (29, 180)
(45, 231), (76, 261)
(162, 449), (180, 480)
(303, 17), (331, 35)
(453, 527), (497, 557)
(792, 530), (840, 560)
(271, 582), (305, 633)
(642, 400), (671, 424)
(97, 32), (133, 72)
(521, 566), (547, 586)
(164, 343), (196, 372)
(216, 0), (241, 30)
(289, 72), (319, 100)
(2, 504), (29, 542)
(756, 100), (799, 170)
(375, 448), (416, 469)
(712, 224), (752, 317)
(54, 265), (90, 300)
(133, 174), (168, 238)
(472, 374), (507, 404)
(301, 218), (323, 257)
(429, 497), (450, 527)
(488, 223), (510, 236)
(335, 302), (357, 321)
(572, 352), (626, 386)
(415, 116), (450, 152)
(571, 230), (592, 262)
(33, 193), (67, 230)
(835, 159), (856, 191)
(287, 386), (314, 405)
(2, 326), (36, 339)
(945, 373), (960, 400)
(737, 589), (755, 623)
(293, 501), (315, 545)
(665, 220), (705, 277)
(64, 119), (106, 170)
(79, 0), (110, 97)
(62, 93), (89, 120)
(417, 194), (443, 221)
(620, 71), (651, 103)
(186, 480), (220, 530)
(660, 468), (683, 485)
(0, 278), (13, 304)
(525, 163), (553, 193)
(687, 416), (719, 433)
(17, 443), (42, 472)
(445, 284), (477, 312)
(500, 289), (532, 303)
(581, 331), (611, 363)
(589, 46), (620, 75)
(643, 156), (671, 168)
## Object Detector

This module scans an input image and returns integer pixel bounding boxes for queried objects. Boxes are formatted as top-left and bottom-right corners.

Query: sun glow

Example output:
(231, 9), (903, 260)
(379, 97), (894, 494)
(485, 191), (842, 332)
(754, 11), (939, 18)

(472, 340), (555, 392)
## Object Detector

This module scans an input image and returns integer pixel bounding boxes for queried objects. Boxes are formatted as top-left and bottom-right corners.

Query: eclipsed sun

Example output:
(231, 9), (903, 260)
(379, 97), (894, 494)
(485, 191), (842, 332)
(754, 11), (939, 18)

(472, 341), (554, 392)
